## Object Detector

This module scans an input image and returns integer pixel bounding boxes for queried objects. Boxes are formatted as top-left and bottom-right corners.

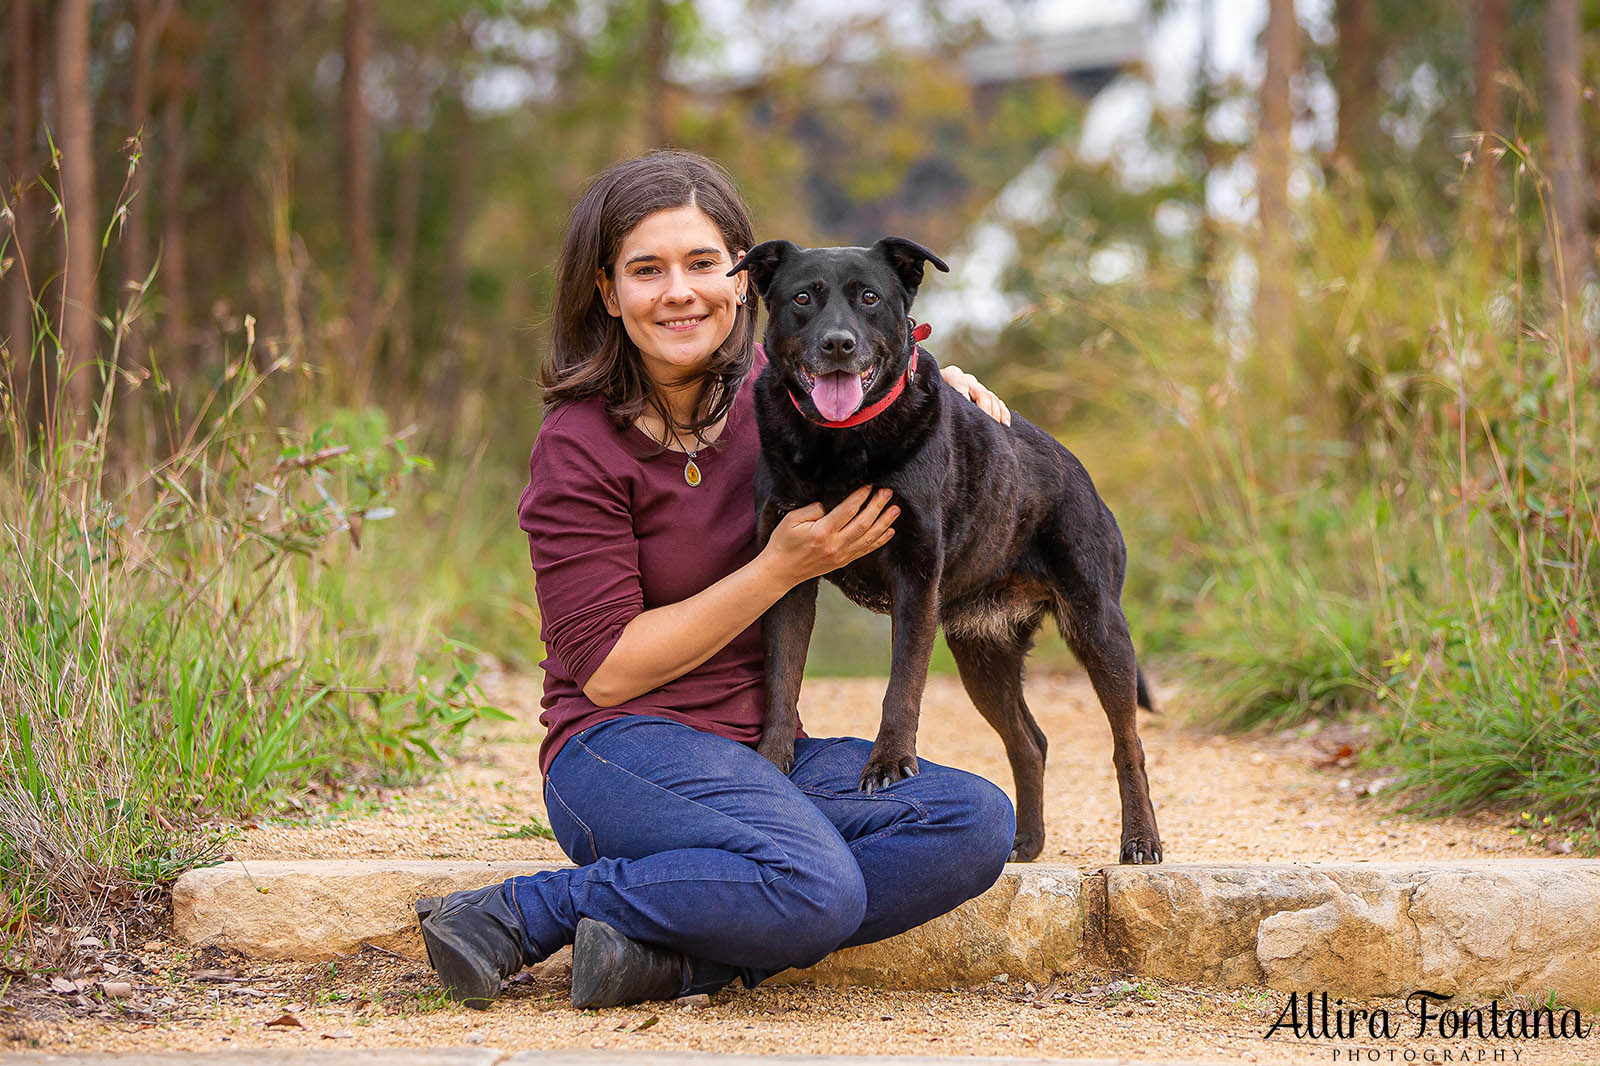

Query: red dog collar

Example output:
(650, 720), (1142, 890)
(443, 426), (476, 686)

(789, 319), (932, 429)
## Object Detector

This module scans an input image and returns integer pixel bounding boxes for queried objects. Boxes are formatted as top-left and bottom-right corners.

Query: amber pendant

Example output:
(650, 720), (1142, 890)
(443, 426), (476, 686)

(684, 458), (702, 487)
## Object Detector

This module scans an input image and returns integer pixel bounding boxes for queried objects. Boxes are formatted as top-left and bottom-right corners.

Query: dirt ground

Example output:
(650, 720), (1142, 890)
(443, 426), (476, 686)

(229, 670), (1549, 867)
(4, 670), (1587, 1063)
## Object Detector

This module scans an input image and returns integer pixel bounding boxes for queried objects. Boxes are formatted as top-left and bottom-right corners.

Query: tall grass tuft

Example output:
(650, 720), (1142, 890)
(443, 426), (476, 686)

(1, 156), (506, 961)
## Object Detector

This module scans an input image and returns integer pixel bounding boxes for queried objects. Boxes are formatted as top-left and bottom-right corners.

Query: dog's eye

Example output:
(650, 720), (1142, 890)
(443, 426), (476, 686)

(793, 292), (811, 305)
(861, 290), (879, 305)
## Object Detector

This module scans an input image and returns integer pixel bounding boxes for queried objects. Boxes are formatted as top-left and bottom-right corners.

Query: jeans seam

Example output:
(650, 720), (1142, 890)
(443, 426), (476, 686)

(571, 735), (797, 885)
(544, 775), (599, 865)
(794, 783), (932, 823)
(845, 820), (918, 856)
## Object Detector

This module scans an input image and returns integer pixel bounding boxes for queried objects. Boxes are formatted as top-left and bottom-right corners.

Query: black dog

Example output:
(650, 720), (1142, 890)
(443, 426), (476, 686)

(728, 237), (1161, 864)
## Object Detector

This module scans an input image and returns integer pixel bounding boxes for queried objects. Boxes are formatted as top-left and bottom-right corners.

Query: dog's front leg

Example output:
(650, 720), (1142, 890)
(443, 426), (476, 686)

(861, 562), (941, 792)
(758, 577), (817, 774)
(755, 496), (815, 774)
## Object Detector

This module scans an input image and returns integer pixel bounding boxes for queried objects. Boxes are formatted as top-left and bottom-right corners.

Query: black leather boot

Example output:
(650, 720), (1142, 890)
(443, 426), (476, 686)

(415, 882), (529, 1009)
(570, 917), (686, 1009)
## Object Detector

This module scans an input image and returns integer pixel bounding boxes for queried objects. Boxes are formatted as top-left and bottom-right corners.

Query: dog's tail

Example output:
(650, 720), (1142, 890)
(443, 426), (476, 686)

(1136, 665), (1157, 713)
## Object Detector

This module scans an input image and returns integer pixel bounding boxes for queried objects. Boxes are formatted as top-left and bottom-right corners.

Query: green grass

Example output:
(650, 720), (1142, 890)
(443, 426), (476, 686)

(493, 819), (557, 840)
(0, 166), (512, 959)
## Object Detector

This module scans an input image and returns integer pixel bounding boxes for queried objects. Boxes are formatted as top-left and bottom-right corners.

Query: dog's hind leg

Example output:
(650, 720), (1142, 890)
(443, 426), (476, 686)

(1058, 598), (1163, 864)
(948, 625), (1049, 862)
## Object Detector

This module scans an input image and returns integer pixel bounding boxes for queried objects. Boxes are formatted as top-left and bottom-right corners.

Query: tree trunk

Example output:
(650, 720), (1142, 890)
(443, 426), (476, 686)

(56, 0), (97, 431)
(435, 87), (475, 416)
(384, 52), (426, 389)
(125, 0), (177, 295)
(158, 89), (190, 377)
(342, 0), (376, 377)
(234, 0), (273, 334)
(1469, 0), (1508, 252)
(260, 0), (308, 361)
(1332, 0), (1378, 178)
(5, 0), (38, 423)
(124, 0), (177, 368)
(1192, 0), (1219, 308)
(641, 0), (674, 146)
(1256, 0), (1299, 389)
(1544, 0), (1590, 312)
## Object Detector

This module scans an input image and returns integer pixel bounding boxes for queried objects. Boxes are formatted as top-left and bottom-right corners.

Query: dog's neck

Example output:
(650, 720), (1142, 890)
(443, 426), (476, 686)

(787, 320), (933, 430)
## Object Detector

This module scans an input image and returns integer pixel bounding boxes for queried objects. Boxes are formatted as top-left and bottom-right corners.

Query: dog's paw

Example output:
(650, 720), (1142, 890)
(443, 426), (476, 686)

(1008, 832), (1044, 863)
(858, 753), (919, 793)
(755, 735), (796, 775)
(1118, 835), (1163, 864)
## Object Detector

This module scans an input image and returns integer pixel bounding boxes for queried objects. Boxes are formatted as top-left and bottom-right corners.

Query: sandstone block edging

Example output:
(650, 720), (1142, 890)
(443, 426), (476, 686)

(171, 859), (1600, 1006)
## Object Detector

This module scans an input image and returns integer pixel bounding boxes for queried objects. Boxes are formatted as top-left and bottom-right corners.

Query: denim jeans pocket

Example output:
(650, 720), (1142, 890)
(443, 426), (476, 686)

(543, 775), (599, 866)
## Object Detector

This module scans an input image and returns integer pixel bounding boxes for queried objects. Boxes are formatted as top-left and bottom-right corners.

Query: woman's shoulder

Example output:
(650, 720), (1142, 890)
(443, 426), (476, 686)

(537, 392), (623, 443)
(531, 395), (634, 472)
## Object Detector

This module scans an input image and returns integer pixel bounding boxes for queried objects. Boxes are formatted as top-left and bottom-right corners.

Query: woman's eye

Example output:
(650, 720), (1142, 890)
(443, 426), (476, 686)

(692, 259), (715, 270)
(634, 266), (658, 276)
(861, 290), (879, 305)
(794, 292), (811, 305)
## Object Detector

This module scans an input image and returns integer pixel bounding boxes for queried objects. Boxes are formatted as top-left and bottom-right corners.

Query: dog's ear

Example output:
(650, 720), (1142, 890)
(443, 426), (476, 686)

(871, 237), (950, 306)
(729, 240), (798, 301)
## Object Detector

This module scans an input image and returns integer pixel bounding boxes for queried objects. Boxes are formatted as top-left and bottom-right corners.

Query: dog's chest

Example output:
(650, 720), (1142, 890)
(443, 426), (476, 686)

(829, 562), (894, 613)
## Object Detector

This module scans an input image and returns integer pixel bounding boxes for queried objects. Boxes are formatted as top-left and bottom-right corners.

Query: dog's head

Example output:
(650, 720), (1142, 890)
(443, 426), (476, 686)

(729, 238), (949, 423)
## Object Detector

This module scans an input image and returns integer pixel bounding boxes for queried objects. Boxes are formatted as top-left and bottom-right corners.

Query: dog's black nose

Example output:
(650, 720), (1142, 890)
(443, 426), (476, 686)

(820, 331), (856, 357)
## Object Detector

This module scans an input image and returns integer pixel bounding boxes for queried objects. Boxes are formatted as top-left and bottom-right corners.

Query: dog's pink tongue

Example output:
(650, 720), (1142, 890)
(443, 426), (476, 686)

(812, 371), (864, 421)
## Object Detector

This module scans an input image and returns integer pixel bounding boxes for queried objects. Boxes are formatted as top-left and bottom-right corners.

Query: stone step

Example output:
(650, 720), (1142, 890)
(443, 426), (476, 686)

(172, 860), (1600, 1007)
(171, 860), (1082, 990)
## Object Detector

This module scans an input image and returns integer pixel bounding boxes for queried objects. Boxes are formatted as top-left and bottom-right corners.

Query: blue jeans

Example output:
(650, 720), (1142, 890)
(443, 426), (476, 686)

(503, 714), (1015, 996)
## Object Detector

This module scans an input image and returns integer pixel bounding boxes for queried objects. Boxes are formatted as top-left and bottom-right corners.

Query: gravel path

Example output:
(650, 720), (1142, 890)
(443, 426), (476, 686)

(234, 670), (1541, 867)
(5, 670), (1577, 1063)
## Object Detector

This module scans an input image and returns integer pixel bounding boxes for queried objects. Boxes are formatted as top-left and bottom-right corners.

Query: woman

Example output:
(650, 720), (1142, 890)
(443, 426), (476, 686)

(416, 150), (1017, 1011)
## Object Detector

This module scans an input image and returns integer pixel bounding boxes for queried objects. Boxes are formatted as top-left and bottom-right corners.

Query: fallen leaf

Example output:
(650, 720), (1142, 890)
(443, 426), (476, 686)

(100, 981), (134, 999)
(615, 1014), (659, 1032)
(264, 1013), (304, 1029)
(1313, 742), (1360, 768)
(321, 1030), (354, 1040)
(50, 977), (84, 995)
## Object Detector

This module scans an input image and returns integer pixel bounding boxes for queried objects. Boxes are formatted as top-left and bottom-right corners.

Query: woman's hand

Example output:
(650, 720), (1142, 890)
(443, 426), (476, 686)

(940, 364), (1012, 426)
(762, 486), (899, 588)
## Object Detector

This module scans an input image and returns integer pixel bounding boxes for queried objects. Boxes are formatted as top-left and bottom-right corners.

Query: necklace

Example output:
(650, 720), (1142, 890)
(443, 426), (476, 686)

(657, 419), (704, 487)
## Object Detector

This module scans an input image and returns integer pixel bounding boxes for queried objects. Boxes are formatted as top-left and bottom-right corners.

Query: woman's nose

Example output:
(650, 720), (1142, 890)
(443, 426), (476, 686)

(663, 267), (695, 304)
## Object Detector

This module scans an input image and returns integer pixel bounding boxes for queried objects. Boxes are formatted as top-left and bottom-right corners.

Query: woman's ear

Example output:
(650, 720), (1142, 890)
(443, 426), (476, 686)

(595, 269), (620, 317)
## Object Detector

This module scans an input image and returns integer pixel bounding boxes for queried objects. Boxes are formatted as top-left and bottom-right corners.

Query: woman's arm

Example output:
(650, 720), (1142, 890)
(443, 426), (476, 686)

(582, 486), (899, 706)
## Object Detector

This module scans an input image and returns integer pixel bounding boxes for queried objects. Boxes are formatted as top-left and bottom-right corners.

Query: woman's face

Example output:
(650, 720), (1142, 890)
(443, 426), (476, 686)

(597, 205), (748, 389)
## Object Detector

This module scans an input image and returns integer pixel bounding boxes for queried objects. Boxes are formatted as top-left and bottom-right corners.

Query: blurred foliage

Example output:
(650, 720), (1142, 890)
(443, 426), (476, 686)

(4, 0), (1598, 844)
(21, 0), (1093, 454)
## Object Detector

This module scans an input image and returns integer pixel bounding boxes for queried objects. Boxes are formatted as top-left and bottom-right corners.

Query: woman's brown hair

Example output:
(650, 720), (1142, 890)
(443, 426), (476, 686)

(542, 150), (757, 442)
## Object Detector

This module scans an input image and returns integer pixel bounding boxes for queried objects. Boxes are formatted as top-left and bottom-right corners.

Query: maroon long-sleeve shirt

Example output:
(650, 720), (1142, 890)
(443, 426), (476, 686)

(519, 347), (786, 774)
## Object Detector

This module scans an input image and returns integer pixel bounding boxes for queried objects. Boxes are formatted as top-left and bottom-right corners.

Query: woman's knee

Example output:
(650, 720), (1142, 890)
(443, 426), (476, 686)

(758, 843), (867, 968)
(940, 772), (1017, 891)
